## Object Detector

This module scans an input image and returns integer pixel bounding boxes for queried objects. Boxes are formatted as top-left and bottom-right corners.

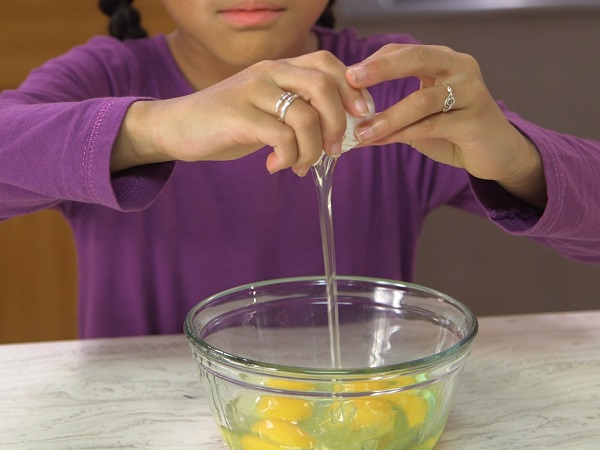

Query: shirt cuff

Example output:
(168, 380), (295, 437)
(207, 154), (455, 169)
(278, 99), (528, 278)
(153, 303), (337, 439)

(468, 176), (544, 233)
(468, 111), (565, 238)
(110, 161), (176, 211)
(83, 97), (175, 211)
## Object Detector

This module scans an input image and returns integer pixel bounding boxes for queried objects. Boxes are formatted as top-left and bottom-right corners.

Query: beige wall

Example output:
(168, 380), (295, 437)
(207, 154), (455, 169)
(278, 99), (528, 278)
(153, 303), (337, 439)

(339, 9), (600, 315)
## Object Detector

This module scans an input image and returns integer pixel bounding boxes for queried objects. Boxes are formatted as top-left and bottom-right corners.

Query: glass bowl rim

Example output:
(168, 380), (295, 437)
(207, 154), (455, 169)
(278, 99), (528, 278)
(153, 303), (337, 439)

(184, 275), (478, 377)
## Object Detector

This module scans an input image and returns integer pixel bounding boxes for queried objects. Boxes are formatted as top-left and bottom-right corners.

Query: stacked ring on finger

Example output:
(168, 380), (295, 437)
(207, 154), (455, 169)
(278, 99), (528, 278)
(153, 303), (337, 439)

(275, 91), (299, 124)
(442, 85), (455, 113)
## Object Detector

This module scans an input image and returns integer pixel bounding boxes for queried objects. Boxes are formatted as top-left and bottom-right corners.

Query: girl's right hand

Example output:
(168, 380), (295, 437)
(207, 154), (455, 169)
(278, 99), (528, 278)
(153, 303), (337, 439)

(110, 51), (372, 177)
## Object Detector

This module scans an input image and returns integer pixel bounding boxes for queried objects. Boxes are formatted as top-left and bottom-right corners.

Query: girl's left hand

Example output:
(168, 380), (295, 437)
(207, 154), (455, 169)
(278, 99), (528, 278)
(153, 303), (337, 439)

(345, 44), (547, 208)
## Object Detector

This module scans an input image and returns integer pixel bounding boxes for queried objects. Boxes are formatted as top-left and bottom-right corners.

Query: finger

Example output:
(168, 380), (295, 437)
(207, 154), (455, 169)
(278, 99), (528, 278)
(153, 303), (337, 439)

(354, 84), (460, 144)
(360, 113), (466, 171)
(286, 51), (373, 120)
(274, 95), (325, 176)
(239, 107), (299, 174)
(346, 44), (462, 88)
(255, 93), (324, 175)
(274, 72), (348, 156)
(268, 76), (341, 157)
(371, 113), (459, 149)
(273, 53), (375, 155)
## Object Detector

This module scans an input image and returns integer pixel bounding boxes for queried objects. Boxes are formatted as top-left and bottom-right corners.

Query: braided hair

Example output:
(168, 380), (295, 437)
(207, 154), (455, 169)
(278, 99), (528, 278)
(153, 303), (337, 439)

(316, 0), (337, 29)
(98, 0), (148, 41)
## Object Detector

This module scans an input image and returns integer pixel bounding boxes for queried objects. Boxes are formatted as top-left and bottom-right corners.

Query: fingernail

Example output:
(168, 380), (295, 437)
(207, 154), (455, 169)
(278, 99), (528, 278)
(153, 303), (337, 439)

(354, 97), (369, 117)
(295, 167), (308, 177)
(347, 65), (368, 83)
(355, 124), (375, 143)
(329, 141), (342, 157)
(268, 165), (281, 175)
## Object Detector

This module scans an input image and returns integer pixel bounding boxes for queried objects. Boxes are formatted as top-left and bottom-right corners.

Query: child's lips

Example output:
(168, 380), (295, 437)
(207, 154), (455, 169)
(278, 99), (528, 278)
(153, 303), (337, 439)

(219, 4), (285, 27)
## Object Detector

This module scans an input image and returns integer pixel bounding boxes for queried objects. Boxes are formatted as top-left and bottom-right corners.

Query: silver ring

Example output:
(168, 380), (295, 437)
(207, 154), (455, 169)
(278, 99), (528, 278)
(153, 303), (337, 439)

(275, 91), (298, 123)
(442, 85), (455, 113)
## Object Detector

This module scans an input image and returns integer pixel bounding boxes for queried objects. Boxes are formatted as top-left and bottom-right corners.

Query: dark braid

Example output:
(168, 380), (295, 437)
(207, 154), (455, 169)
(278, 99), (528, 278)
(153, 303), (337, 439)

(98, 0), (148, 41)
(316, 0), (336, 29)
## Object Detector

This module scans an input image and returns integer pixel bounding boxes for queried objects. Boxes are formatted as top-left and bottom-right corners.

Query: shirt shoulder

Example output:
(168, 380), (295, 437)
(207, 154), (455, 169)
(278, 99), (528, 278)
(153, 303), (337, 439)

(15, 35), (184, 101)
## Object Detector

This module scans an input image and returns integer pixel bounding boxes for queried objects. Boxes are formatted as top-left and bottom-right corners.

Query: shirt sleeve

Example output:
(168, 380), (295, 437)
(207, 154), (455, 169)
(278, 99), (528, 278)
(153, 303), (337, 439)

(0, 37), (174, 219)
(469, 107), (600, 263)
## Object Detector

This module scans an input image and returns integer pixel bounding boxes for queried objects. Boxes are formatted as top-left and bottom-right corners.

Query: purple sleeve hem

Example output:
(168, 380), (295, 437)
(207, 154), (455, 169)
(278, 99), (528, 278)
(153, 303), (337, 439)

(467, 112), (566, 237)
(84, 97), (174, 211)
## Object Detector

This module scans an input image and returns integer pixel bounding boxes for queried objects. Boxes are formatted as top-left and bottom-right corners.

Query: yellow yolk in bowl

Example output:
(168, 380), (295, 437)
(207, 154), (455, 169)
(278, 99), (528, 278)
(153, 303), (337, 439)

(388, 391), (429, 428)
(220, 375), (444, 450)
(332, 397), (396, 437)
(250, 419), (316, 449)
(256, 395), (314, 422)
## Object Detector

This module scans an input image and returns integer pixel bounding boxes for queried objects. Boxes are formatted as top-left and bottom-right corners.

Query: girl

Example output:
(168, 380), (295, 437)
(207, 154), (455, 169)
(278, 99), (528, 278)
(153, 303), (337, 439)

(1, 0), (599, 337)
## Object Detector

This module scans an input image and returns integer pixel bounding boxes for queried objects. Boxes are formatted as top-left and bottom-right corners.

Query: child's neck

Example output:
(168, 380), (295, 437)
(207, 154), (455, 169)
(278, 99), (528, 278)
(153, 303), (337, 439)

(165, 30), (320, 90)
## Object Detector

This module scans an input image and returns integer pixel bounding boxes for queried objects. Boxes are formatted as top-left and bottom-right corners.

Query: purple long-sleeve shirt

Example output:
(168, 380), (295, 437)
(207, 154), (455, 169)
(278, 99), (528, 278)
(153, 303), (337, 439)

(1, 27), (599, 338)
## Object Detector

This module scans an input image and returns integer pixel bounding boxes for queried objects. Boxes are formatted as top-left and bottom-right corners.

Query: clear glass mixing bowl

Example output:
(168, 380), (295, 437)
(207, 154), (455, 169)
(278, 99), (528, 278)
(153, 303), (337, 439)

(185, 276), (478, 450)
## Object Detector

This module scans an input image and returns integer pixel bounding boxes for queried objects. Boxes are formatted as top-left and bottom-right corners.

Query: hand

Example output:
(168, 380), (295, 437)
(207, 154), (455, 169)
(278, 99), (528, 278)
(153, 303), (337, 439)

(345, 44), (547, 208)
(111, 51), (371, 177)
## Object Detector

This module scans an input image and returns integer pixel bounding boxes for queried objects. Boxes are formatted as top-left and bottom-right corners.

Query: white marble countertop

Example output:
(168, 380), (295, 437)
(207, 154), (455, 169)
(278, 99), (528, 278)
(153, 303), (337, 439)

(1, 310), (599, 449)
